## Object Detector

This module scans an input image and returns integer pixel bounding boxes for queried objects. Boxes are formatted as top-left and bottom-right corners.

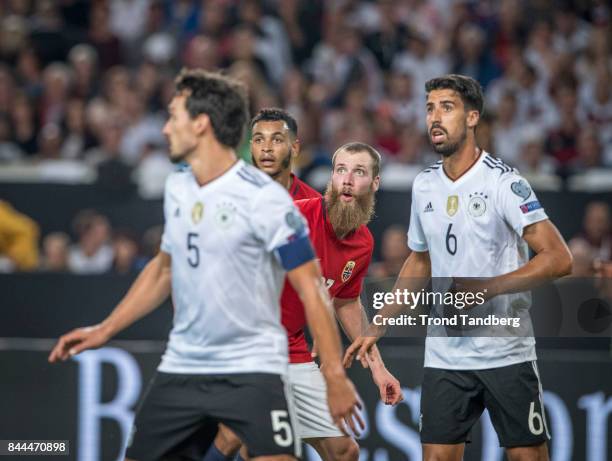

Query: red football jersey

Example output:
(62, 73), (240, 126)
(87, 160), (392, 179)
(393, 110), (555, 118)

(282, 197), (374, 363)
(288, 173), (321, 201)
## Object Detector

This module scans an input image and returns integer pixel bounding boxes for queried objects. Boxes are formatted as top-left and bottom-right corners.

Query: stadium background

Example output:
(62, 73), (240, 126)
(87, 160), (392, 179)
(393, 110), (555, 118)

(0, 1), (610, 460)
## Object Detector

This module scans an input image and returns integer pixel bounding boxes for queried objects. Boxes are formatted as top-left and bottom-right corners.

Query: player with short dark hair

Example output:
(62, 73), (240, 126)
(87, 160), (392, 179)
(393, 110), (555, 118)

(345, 74), (573, 461)
(49, 70), (361, 461)
(204, 111), (402, 461)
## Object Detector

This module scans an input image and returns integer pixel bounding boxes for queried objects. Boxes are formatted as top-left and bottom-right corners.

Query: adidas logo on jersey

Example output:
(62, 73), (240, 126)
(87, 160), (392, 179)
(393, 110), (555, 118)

(424, 202), (434, 213)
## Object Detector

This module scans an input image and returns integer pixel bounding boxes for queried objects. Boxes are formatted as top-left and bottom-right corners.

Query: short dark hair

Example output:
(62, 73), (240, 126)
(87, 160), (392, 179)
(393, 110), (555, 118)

(332, 142), (381, 178)
(425, 74), (484, 116)
(174, 68), (249, 149)
(250, 108), (298, 138)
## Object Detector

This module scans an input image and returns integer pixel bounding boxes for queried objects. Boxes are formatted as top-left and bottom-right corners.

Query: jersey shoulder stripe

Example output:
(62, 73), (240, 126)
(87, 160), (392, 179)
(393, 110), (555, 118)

(483, 154), (513, 172)
(483, 156), (512, 175)
(422, 160), (442, 173)
(236, 165), (269, 188)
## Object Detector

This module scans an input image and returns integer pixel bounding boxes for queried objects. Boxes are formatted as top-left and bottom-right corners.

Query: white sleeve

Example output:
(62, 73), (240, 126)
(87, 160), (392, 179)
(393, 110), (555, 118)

(497, 173), (548, 237)
(251, 183), (313, 269)
(407, 183), (428, 252)
(160, 176), (174, 254)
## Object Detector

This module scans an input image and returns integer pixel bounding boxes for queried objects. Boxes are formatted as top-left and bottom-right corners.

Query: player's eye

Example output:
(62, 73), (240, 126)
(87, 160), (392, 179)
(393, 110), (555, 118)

(337, 167), (346, 173)
(355, 169), (365, 176)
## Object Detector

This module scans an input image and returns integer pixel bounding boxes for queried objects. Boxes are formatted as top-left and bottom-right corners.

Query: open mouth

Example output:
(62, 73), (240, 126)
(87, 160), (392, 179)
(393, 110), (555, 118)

(430, 128), (446, 143)
(341, 191), (354, 202)
(259, 158), (276, 167)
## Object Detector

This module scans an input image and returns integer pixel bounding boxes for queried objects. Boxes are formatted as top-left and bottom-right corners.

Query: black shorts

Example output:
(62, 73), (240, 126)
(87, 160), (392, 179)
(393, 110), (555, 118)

(420, 361), (551, 448)
(126, 372), (301, 460)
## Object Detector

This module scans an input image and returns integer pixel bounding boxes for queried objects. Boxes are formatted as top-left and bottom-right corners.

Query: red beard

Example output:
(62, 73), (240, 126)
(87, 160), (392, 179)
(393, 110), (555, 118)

(324, 182), (376, 239)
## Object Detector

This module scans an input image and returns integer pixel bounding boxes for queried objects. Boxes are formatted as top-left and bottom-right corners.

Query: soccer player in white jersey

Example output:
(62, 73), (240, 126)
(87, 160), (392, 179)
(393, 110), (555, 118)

(48, 69), (361, 461)
(344, 74), (573, 461)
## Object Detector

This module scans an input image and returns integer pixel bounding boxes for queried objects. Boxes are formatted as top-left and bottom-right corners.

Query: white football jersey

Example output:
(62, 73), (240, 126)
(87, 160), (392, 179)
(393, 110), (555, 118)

(158, 160), (310, 375)
(408, 151), (548, 369)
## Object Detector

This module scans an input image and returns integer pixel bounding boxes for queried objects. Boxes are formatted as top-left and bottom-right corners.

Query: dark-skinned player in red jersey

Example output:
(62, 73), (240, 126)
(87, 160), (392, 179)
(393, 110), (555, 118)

(202, 110), (403, 461)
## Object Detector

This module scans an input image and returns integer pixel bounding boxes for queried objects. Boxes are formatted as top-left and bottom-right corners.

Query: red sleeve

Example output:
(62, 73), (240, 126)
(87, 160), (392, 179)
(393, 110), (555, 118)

(335, 231), (374, 299)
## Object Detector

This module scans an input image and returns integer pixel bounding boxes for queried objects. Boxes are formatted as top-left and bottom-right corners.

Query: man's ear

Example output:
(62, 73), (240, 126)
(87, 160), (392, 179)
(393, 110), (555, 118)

(467, 110), (480, 130)
(194, 113), (210, 136)
(291, 138), (301, 159)
(372, 175), (381, 192)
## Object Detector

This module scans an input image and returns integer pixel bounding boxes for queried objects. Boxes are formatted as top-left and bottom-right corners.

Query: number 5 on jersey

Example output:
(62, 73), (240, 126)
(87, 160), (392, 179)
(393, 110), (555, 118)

(187, 232), (199, 267)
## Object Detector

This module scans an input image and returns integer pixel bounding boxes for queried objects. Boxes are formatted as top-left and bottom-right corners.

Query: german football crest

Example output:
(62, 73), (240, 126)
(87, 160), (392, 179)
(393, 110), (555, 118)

(342, 261), (356, 283)
(446, 195), (459, 216)
(191, 202), (204, 224)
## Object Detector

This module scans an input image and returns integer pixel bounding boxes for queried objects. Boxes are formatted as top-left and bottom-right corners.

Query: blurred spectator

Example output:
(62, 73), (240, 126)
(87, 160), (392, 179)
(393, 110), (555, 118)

(0, 113), (23, 161)
(571, 201), (611, 262)
(68, 210), (114, 274)
(236, 0), (292, 87)
(545, 74), (587, 168)
(568, 238), (596, 277)
(0, 200), (40, 272)
(311, 21), (383, 108)
(39, 62), (71, 126)
(112, 229), (140, 274)
(88, 2), (122, 70)
(0, 14), (29, 65)
(491, 89), (525, 166)
(109, 0), (150, 62)
(67, 44), (99, 100)
(132, 142), (173, 199)
(118, 90), (165, 165)
(11, 92), (38, 155)
(61, 98), (97, 160)
(364, 0), (408, 71)
(40, 231), (70, 272)
(36, 123), (63, 160)
(570, 124), (604, 172)
(392, 31), (449, 104)
(15, 47), (43, 99)
(84, 117), (135, 197)
(0, 65), (15, 114)
(276, 0), (322, 66)
(516, 126), (557, 176)
(183, 35), (220, 71)
(370, 225), (411, 279)
(486, 58), (554, 131)
(581, 59), (612, 163)
(452, 23), (501, 89)
(383, 68), (420, 127)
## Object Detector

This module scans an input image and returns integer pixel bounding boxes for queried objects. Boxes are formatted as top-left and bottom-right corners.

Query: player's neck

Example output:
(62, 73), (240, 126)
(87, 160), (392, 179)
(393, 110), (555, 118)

(188, 140), (238, 187)
(275, 169), (293, 191)
(442, 141), (480, 182)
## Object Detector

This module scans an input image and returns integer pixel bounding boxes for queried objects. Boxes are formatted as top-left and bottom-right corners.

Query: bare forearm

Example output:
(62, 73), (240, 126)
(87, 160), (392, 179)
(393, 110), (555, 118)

(100, 253), (172, 337)
(301, 282), (344, 376)
(490, 222), (572, 297)
(376, 253), (431, 326)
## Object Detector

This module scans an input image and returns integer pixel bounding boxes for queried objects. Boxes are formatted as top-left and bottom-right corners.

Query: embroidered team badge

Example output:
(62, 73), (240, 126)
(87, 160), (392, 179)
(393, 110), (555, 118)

(341, 261), (356, 283)
(468, 192), (488, 217)
(446, 195), (459, 216)
(191, 202), (204, 224)
(215, 202), (236, 228)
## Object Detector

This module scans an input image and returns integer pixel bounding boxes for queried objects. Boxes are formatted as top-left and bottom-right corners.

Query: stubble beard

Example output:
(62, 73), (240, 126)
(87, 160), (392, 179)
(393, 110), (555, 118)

(324, 182), (376, 239)
(430, 123), (468, 157)
(252, 148), (292, 178)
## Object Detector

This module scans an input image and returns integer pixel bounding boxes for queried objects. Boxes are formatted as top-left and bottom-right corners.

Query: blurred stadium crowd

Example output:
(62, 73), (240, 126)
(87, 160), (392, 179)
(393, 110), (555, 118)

(0, 0), (610, 277)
